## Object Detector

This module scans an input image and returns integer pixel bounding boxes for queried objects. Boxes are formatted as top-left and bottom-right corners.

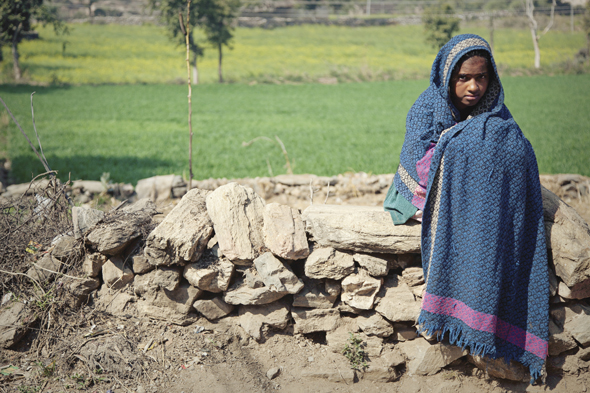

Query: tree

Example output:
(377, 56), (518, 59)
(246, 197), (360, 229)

(194, 0), (240, 83)
(149, 0), (205, 84)
(0, 0), (68, 80)
(524, 0), (557, 69)
(422, 2), (460, 50)
(584, 0), (590, 52)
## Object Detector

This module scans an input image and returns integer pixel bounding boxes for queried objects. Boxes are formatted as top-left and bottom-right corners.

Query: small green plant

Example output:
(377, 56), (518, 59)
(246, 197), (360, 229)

(37, 360), (56, 378)
(17, 385), (41, 393)
(341, 332), (368, 371)
(70, 372), (88, 389)
(34, 289), (55, 311)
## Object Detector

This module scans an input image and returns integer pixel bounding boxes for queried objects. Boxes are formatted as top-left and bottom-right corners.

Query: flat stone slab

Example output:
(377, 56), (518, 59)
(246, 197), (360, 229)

(145, 188), (213, 266)
(292, 308), (340, 334)
(263, 203), (309, 260)
(542, 187), (590, 295)
(0, 302), (35, 349)
(398, 338), (466, 376)
(302, 205), (421, 254)
(206, 183), (267, 263)
(374, 275), (421, 323)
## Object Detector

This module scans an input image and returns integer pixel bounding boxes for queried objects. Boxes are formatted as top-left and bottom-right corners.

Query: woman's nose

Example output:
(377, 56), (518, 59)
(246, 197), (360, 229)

(467, 79), (479, 92)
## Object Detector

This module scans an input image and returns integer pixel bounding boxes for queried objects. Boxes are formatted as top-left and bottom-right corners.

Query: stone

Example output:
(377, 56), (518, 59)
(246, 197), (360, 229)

(301, 368), (355, 383)
(381, 347), (406, 367)
(0, 302), (35, 348)
(132, 254), (154, 274)
(267, 367), (280, 380)
(51, 235), (82, 262)
(548, 319), (578, 356)
(291, 308), (340, 334)
(340, 269), (382, 310)
(542, 187), (590, 297)
(357, 312), (394, 337)
(3, 180), (50, 197)
(547, 352), (585, 374)
(82, 253), (107, 277)
(64, 277), (101, 307)
(394, 323), (418, 341)
(144, 189), (213, 266)
(72, 180), (106, 195)
(253, 252), (304, 294)
(468, 355), (529, 382)
(72, 206), (105, 239)
(27, 254), (61, 283)
(136, 281), (202, 325)
(374, 275), (421, 323)
(292, 277), (340, 309)
(223, 278), (288, 306)
(579, 347), (590, 361)
(326, 322), (383, 357)
(96, 285), (136, 315)
(120, 198), (158, 215)
(410, 284), (426, 299)
(243, 267), (265, 289)
(86, 204), (156, 256)
(206, 183), (266, 263)
(557, 281), (574, 299)
(183, 256), (234, 293)
(239, 301), (291, 341)
(135, 174), (175, 202)
(549, 269), (558, 297)
(352, 254), (389, 277)
(193, 298), (234, 320)
(551, 303), (590, 347)
(102, 256), (134, 290)
(401, 267), (425, 287)
(398, 339), (466, 376)
(304, 247), (355, 280)
(263, 203), (309, 260)
(134, 267), (181, 295)
(302, 204), (421, 254)
(361, 364), (399, 382)
(395, 254), (416, 270)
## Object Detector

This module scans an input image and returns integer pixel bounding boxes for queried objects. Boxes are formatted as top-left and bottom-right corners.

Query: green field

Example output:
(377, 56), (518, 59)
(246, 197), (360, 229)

(1, 74), (589, 184)
(0, 23), (586, 85)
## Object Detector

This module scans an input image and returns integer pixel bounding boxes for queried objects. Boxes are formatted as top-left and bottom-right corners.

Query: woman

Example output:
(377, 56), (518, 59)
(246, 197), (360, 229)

(384, 34), (549, 381)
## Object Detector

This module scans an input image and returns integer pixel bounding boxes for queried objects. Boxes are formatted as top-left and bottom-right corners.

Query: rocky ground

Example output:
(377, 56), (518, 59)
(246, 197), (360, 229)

(0, 172), (589, 393)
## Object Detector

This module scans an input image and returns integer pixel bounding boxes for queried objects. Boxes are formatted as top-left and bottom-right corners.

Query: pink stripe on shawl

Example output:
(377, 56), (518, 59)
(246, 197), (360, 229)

(411, 143), (436, 210)
(421, 292), (548, 359)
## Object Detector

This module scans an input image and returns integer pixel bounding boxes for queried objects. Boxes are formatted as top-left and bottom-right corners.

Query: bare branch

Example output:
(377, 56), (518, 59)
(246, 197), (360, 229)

(30, 92), (51, 172)
(541, 0), (557, 36)
(0, 96), (50, 173)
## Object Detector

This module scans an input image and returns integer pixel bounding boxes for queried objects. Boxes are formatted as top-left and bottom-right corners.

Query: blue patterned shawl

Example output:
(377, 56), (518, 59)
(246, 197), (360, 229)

(394, 34), (549, 380)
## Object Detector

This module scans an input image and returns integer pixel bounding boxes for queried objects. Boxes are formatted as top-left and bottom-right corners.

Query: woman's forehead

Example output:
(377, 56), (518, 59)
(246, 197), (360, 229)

(455, 57), (489, 75)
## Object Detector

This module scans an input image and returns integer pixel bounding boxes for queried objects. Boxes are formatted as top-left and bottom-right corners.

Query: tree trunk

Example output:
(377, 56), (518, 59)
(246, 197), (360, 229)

(525, 0), (541, 69)
(192, 62), (198, 85)
(12, 24), (22, 80)
(218, 42), (223, 83)
(530, 27), (541, 69)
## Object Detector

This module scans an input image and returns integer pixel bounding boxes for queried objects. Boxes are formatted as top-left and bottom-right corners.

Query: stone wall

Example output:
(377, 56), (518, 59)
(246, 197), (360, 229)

(6, 181), (590, 382)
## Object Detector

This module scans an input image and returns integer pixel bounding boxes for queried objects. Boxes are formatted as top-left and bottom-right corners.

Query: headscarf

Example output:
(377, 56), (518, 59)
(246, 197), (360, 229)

(395, 34), (549, 381)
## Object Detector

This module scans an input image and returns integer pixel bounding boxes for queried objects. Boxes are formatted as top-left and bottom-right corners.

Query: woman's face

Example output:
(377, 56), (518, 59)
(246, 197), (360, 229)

(450, 56), (490, 111)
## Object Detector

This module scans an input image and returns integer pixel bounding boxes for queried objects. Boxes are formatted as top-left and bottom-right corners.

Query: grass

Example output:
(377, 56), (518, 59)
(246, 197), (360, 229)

(0, 23), (586, 85)
(1, 74), (589, 184)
